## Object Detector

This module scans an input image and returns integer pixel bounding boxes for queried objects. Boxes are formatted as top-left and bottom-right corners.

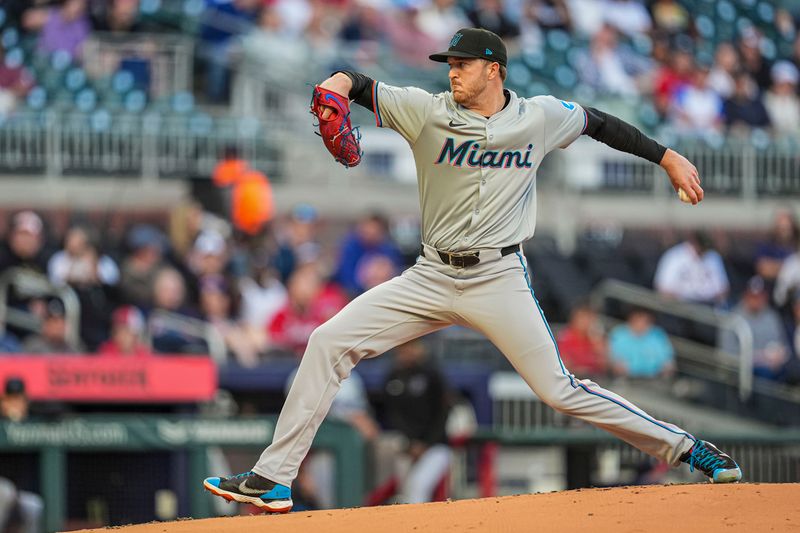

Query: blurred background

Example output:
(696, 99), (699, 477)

(0, 0), (799, 531)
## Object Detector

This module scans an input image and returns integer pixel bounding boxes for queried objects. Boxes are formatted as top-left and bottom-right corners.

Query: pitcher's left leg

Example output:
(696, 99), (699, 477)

(457, 253), (740, 481)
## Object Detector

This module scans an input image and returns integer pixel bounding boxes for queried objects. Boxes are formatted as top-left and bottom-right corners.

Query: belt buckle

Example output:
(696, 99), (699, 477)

(448, 251), (479, 268)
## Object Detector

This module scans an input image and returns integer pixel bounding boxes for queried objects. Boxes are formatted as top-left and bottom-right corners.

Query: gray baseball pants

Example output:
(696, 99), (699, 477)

(253, 247), (695, 486)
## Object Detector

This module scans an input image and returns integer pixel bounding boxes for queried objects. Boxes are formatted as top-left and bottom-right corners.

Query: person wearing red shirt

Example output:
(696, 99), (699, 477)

(556, 302), (607, 377)
(268, 263), (347, 356)
(98, 306), (151, 357)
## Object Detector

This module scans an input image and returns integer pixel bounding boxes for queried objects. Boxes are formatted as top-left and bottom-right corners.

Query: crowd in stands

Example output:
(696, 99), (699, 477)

(555, 211), (800, 386)
(0, 0), (799, 142)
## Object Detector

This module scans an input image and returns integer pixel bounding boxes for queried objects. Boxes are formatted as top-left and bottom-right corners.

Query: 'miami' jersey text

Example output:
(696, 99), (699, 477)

(434, 138), (534, 169)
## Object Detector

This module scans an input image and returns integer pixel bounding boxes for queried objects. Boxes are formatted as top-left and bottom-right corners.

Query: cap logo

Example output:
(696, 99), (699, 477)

(485, 48), (493, 55)
(450, 32), (464, 48)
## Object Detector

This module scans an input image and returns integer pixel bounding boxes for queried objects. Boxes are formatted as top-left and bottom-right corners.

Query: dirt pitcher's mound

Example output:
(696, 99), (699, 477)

(80, 483), (797, 533)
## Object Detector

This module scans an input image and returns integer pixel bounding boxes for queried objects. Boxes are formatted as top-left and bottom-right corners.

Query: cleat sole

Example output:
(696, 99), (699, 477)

(203, 480), (293, 513)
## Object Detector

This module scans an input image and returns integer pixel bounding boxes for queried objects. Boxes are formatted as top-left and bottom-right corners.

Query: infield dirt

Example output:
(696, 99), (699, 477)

(78, 483), (797, 532)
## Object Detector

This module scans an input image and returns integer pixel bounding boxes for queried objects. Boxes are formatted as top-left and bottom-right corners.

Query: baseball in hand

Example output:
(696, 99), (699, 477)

(678, 188), (692, 204)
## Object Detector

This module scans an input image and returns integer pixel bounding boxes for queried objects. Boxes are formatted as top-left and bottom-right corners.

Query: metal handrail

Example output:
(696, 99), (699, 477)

(0, 268), (82, 348)
(590, 279), (754, 401)
(145, 309), (227, 364)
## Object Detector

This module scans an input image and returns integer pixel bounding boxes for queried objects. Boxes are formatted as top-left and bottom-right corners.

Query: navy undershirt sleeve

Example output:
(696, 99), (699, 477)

(333, 71), (375, 112)
(582, 106), (667, 164)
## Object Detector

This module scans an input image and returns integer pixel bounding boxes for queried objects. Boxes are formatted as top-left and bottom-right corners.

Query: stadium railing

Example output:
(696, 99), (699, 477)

(82, 32), (194, 99)
(146, 309), (227, 364)
(589, 279), (754, 400)
(0, 268), (81, 347)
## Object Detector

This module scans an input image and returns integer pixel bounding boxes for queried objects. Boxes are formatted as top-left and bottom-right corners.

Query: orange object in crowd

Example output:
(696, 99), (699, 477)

(212, 158), (248, 187)
(212, 155), (275, 235)
(232, 169), (274, 235)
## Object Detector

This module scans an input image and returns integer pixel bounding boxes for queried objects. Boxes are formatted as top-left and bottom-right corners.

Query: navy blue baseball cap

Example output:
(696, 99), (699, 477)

(429, 28), (508, 67)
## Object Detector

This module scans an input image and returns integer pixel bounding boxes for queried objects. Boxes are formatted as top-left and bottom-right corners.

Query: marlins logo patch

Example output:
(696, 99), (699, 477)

(450, 33), (464, 47)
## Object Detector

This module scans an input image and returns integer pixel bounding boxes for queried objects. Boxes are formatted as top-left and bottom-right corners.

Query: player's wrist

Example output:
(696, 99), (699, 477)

(320, 73), (353, 98)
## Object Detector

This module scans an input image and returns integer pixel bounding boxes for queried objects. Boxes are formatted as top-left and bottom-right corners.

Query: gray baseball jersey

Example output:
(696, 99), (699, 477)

(372, 83), (586, 251)
(246, 83), (699, 494)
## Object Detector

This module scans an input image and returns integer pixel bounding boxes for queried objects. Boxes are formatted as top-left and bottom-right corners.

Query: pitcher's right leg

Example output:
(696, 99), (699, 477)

(205, 261), (455, 510)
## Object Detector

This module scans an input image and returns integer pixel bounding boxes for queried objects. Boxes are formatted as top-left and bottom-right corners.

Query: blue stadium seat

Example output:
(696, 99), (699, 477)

(2, 27), (18, 49)
(124, 90), (147, 113)
(89, 109), (113, 132)
(64, 67), (87, 92)
(75, 88), (98, 113)
(112, 70), (135, 94)
(3, 47), (23, 69)
(26, 87), (48, 111)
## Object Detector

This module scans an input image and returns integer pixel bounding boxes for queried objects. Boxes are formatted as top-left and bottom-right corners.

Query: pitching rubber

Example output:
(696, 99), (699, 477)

(203, 479), (293, 513)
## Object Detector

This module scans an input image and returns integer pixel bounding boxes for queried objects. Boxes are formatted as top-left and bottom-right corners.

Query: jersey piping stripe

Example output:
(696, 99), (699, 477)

(514, 251), (695, 442)
(580, 106), (588, 134)
(373, 81), (383, 127)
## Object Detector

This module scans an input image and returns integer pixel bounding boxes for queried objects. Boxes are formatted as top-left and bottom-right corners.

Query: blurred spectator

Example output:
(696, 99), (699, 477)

(339, 0), (386, 65)
(200, 0), (261, 103)
(188, 231), (228, 280)
(668, 64), (724, 137)
(609, 308), (675, 379)
(233, 6), (310, 115)
(650, 0), (689, 36)
(268, 263), (347, 356)
(334, 213), (403, 296)
(601, 0), (652, 38)
(273, 0), (312, 38)
(119, 225), (166, 309)
(416, 0), (471, 48)
(0, 45), (34, 118)
(0, 331), (22, 353)
(0, 379), (43, 533)
(148, 267), (203, 353)
(526, 0), (572, 32)
(775, 9), (797, 44)
(774, 247), (800, 309)
(575, 24), (643, 96)
(273, 204), (322, 284)
(722, 71), (770, 134)
(764, 61), (800, 138)
(652, 47), (694, 117)
(719, 276), (789, 380)
(48, 224), (120, 350)
(753, 209), (799, 289)
(97, 305), (150, 356)
(707, 43), (739, 99)
(0, 378), (29, 423)
(556, 302), (607, 377)
(89, 0), (143, 33)
(48, 225), (119, 288)
(386, 7), (439, 68)
(169, 200), (206, 262)
(199, 275), (263, 367)
(22, 298), (84, 353)
(0, 211), (49, 275)
(383, 339), (451, 504)
(738, 28), (772, 91)
(654, 231), (729, 305)
(239, 251), (287, 330)
(467, 0), (520, 42)
(25, 0), (91, 60)
(356, 253), (399, 293)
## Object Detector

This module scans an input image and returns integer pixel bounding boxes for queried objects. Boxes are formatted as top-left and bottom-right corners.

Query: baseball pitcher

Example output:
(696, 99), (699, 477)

(204, 28), (742, 512)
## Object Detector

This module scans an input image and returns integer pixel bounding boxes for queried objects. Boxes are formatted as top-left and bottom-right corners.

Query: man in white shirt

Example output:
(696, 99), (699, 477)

(654, 231), (729, 305)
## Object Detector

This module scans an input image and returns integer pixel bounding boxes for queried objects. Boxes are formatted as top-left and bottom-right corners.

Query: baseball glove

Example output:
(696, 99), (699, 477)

(310, 85), (362, 168)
